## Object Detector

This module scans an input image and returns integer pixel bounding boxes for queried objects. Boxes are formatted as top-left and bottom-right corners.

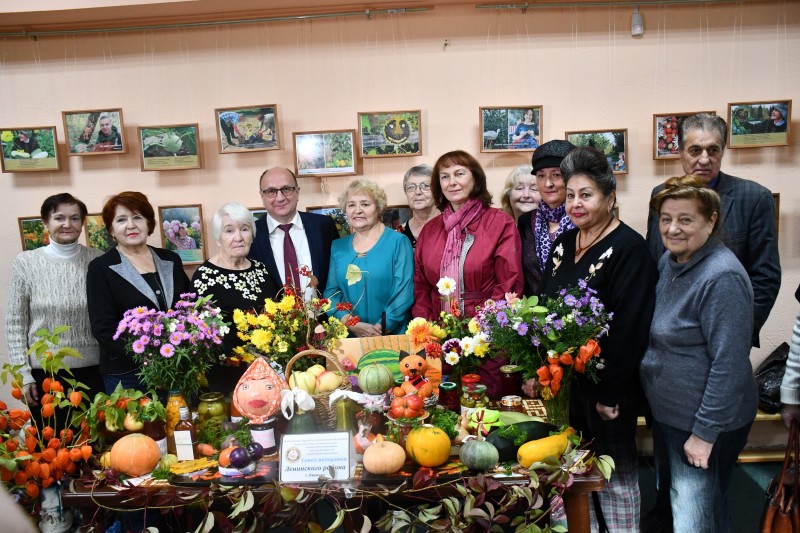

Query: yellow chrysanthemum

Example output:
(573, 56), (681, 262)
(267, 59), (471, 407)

(251, 329), (273, 351)
(277, 340), (289, 353)
(242, 352), (256, 363)
(263, 299), (278, 315)
(247, 314), (258, 326)
(468, 318), (479, 335)
(278, 296), (295, 313)
(474, 342), (489, 358)
(233, 346), (245, 355)
(233, 309), (245, 324)
(256, 314), (272, 328)
(0, 131), (13, 143)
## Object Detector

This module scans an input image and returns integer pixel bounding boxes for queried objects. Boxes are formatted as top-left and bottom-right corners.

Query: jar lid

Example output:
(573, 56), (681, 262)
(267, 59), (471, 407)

(500, 365), (522, 374)
(439, 382), (457, 391)
(461, 373), (481, 384)
(199, 392), (224, 401)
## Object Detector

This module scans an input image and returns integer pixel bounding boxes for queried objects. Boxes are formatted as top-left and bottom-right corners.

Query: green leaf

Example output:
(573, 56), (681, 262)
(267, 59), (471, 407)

(323, 509), (345, 532)
(345, 264), (363, 286)
(359, 516), (372, 533)
(52, 325), (71, 335)
(57, 347), (83, 360)
(194, 511), (215, 533)
(596, 454), (615, 480)
(228, 490), (254, 518)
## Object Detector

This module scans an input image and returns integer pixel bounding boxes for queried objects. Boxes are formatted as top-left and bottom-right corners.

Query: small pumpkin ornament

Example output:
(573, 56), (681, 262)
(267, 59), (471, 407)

(109, 433), (161, 477)
(459, 422), (499, 472)
(362, 434), (406, 475)
(405, 424), (451, 468)
(233, 356), (288, 423)
(358, 364), (394, 395)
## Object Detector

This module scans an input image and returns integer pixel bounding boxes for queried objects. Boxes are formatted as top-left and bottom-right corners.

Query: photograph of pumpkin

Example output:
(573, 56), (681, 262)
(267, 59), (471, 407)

(566, 129), (628, 174)
(0, 128), (59, 172)
(293, 130), (357, 177)
(158, 205), (205, 265)
(215, 105), (279, 154)
(653, 111), (714, 159)
(84, 213), (114, 252)
(139, 124), (201, 171)
(17, 216), (49, 251)
(358, 110), (421, 158)
(62, 109), (126, 155)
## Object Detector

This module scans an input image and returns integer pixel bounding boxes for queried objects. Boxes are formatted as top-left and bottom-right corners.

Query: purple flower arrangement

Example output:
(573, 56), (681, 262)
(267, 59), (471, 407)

(114, 293), (230, 397)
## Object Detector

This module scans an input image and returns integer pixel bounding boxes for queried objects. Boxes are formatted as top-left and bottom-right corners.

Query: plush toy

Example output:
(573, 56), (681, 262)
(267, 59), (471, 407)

(397, 349), (434, 399)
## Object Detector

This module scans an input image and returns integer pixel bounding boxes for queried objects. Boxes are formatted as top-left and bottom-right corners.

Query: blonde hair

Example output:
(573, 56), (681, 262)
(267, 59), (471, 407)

(338, 179), (388, 217)
(500, 164), (534, 218)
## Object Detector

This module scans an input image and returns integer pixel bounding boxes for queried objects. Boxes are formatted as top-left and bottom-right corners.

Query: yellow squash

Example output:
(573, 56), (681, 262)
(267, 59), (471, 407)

(517, 427), (575, 468)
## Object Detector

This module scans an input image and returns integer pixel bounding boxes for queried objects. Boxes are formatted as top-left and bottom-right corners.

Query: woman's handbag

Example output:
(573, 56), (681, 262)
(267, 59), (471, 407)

(761, 420), (800, 532)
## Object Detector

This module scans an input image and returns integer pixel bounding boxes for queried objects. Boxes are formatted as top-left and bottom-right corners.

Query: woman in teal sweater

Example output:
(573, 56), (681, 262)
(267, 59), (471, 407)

(325, 179), (414, 337)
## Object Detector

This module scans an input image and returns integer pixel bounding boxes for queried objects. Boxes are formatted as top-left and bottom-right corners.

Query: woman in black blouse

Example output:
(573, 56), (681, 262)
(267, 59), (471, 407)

(541, 147), (657, 531)
(192, 203), (278, 393)
(398, 164), (438, 248)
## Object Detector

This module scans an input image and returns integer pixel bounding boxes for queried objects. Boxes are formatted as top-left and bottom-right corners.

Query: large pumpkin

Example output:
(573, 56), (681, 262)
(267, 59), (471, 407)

(110, 433), (161, 477)
(358, 364), (394, 395)
(362, 435), (406, 475)
(405, 424), (451, 467)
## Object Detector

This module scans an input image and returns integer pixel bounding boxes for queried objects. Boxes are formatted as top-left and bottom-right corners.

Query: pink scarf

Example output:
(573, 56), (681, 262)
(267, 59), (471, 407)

(439, 198), (486, 312)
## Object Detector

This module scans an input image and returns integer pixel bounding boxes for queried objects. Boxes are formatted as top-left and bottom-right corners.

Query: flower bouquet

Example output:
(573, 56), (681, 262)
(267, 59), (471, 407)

(113, 293), (229, 398)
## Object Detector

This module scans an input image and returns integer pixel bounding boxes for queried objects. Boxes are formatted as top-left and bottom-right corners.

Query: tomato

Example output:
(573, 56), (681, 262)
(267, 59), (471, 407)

(405, 394), (424, 411)
(389, 397), (421, 419)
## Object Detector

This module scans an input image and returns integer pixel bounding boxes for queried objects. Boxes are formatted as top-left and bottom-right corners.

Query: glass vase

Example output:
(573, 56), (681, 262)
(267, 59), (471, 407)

(544, 389), (570, 428)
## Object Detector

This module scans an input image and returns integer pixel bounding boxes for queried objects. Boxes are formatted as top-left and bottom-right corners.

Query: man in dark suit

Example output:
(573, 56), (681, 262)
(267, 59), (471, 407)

(249, 167), (339, 297)
(643, 113), (781, 533)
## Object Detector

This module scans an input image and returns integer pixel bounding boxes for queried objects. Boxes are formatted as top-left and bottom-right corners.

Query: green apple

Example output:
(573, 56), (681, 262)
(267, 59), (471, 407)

(289, 370), (316, 394)
(123, 412), (144, 431)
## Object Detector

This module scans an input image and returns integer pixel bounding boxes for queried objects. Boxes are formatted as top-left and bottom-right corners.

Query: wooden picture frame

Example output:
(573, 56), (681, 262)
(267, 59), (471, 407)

(62, 109), (126, 156)
(18, 216), (48, 251)
(1, 127), (60, 172)
(357, 110), (421, 158)
(249, 207), (268, 222)
(84, 213), (114, 252)
(480, 106), (543, 152)
(138, 124), (201, 171)
(565, 129), (628, 175)
(307, 206), (351, 238)
(158, 204), (206, 265)
(727, 100), (791, 148)
(293, 130), (358, 177)
(215, 105), (280, 154)
(653, 111), (715, 160)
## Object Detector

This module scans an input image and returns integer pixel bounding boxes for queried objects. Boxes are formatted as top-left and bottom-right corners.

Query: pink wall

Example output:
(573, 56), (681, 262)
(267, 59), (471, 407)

(0, 2), (798, 405)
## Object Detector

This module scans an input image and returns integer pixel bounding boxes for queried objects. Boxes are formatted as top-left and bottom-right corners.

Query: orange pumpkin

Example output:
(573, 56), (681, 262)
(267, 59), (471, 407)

(404, 424), (451, 467)
(362, 435), (406, 475)
(110, 433), (161, 477)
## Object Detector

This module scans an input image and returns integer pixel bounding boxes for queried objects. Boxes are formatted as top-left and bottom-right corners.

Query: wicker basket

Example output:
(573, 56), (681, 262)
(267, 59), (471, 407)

(284, 348), (353, 431)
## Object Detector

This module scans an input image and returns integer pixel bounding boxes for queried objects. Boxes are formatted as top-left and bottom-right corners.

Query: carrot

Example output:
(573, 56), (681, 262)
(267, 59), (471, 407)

(196, 443), (217, 457)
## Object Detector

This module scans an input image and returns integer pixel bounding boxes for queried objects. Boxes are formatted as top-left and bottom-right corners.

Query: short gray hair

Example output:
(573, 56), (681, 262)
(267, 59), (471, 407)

(561, 147), (617, 199)
(403, 164), (433, 187)
(212, 202), (256, 241)
(677, 113), (727, 152)
(338, 179), (387, 217)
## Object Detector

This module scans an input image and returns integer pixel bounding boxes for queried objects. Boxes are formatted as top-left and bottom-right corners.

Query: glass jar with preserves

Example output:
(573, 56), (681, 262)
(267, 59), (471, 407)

(165, 389), (187, 455)
(461, 383), (489, 414)
(500, 395), (524, 413)
(461, 374), (481, 392)
(438, 382), (460, 412)
(197, 392), (227, 428)
(499, 365), (523, 397)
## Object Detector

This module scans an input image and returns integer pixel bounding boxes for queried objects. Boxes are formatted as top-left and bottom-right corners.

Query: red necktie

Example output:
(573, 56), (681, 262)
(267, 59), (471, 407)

(278, 224), (299, 289)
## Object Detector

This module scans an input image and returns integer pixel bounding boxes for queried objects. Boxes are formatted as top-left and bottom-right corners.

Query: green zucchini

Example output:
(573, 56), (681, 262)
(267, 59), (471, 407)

(486, 421), (557, 462)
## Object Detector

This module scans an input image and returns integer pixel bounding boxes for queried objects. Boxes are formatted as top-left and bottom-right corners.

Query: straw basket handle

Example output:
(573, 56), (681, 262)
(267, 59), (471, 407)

(284, 348), (348, 381)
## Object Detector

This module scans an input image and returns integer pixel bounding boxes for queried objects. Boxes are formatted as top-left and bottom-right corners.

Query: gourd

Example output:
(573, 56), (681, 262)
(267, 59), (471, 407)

(109, 433), (161, 477)
(459, 423), (499, 472)
(517, 427), (576, 468)
(362, 435), (405, 474)
(358, 364), (394, 395)
(405, 424), (451, 468)
(486, 421), (558, 462)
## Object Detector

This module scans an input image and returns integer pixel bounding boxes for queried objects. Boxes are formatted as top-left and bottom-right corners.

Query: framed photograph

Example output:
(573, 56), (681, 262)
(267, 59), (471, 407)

(565, 129), (628, 175)
(293, 130), (358, 177)
(158, 205), (206, 265)
(1, 127), (60, 172)
(18, 216), (48, 251)
(727, 100), (791, 148)
(653, 111), (715, 159)
(382, 206), (411, 231)
(307, 206), (351, 238)
(215, 105), (279, 154)
(84, 213), (114, 252)
(357, 110), (421, 158)
(62, 109), (126, 155)
(138, 124), (201, 171)
(249, 208), (268, 222)
(480, 106), (543, 152)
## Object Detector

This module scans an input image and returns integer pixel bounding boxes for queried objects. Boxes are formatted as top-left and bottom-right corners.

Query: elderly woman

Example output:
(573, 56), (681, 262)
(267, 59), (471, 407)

(413, 150), (523, 397)
(641, 176), (756, 533)
(398, 164), (438, 248)
(7, 193), (104, 415)
(325, 179), (414, 337)
(518, 140), (576, 296)
(87, 191), (191, 393)
(541, 147), (656, 530)
(501, 164), (540, 220)
(192, 203), (279, 393)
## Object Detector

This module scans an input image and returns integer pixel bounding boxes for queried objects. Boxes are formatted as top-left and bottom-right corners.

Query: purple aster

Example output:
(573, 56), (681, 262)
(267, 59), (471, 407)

(160, 344), (175, 358)
(496, 311), (509, 327)
(132, 340), (146, 354)
(564, 294), (578, 307)
(515, 322), (529, 336)
(169, 332), (183, 345)
(578, 278), (588, 290)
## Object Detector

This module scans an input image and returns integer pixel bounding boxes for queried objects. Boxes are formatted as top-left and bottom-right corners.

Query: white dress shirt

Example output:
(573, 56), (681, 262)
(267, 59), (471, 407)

(266, 211), (314, 300)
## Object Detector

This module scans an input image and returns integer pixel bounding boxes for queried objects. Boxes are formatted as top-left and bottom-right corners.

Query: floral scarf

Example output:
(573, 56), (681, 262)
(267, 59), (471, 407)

(534, 203), (574, 271)
(440, 198), (486, 312)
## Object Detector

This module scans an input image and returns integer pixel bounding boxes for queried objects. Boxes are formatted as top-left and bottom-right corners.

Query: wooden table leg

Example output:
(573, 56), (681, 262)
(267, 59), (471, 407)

(564, 491), (591, 533)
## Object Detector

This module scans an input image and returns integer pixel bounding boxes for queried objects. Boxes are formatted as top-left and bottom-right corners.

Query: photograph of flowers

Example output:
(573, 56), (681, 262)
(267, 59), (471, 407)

(84, 213), (114, 252)
(17, 216), (48, 251)
(158, 204), (206, 265)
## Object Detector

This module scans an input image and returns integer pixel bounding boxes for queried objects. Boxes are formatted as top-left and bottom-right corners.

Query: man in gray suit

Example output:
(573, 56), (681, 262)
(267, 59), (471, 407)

(646, 113), (780, 348)
(643, 113), (781, 533)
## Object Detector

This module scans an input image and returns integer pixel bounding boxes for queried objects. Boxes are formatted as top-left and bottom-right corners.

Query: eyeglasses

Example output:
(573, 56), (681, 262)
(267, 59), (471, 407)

(261, 186), (298, 198)
(404, 183), (431, 193)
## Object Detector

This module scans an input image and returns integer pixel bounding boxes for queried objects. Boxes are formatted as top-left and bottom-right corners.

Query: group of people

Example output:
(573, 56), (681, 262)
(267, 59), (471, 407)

(6, 112), (788, 532)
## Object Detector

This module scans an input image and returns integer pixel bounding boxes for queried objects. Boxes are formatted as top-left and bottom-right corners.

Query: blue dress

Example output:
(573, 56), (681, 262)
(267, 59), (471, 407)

(324, 228), (414, 334)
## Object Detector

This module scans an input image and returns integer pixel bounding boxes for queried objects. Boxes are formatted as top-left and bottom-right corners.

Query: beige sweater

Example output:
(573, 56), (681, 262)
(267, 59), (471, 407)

(6, 246), (103, 385)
